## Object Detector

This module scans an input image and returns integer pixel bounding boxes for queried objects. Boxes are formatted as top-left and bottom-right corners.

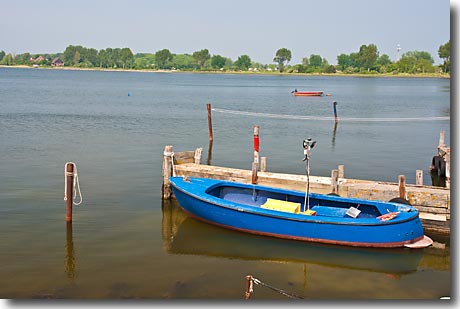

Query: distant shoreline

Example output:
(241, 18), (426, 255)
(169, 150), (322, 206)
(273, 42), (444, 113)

(0, 64), (450, 79)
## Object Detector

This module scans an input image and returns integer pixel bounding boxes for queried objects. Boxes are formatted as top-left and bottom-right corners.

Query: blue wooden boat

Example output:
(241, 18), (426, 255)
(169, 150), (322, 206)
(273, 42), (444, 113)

(169, 177), (433, 248)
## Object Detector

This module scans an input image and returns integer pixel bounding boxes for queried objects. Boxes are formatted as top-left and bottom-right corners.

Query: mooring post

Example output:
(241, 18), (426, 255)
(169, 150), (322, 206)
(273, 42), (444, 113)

(65, 163), (74, 223)
(416, 170), (423, 186)
(245, 275), (252, 300)
(398, 175), (406, 199)
(207, 103), (213, 142)
(439, 129), (445, 148)
(338, 164), (344, 178)
(194, 147), (203, 164)
(162, 145), (173, 200)
(333, 101), (338, 122)
(253, 125), (260, 166)
(331, 169), (339, 194)
(260, 157), (267, 172)
(251, 162), (258, 184)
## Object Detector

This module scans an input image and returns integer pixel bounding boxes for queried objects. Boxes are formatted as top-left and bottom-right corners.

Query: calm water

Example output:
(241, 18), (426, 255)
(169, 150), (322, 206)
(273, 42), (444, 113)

(0, 68), (450, 299)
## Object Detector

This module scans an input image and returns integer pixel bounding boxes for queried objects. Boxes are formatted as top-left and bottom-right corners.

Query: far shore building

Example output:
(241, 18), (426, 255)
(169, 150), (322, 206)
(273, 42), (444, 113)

(51, 57), (64, 67)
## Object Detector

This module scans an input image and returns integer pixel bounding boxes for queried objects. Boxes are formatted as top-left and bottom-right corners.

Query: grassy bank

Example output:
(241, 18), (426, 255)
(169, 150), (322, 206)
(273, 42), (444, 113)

(1, 64), (450, 79)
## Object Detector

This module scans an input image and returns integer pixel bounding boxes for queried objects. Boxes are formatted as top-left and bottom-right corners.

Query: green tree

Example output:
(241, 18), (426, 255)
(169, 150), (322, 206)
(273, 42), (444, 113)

(172, 54), (195, 70)
(358, 44), (378, 71)
(309, 54), (322, 67)
(120, 48), (134, 69)
(210, 55), (226, 69)
(375, 54), (392, 73)
(273, 48), (291, 72)
(438, 40), (450, 73)
(234, 54), (251, 70)
(337, 54), (351, 71)
(155, 49), (173, 69)
(0, 50), (5, 63)
(192, 49), (210, 69)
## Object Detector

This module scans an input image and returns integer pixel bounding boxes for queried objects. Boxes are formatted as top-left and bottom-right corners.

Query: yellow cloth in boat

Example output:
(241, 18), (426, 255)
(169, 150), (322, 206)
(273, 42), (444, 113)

(261, 198), (301, 214)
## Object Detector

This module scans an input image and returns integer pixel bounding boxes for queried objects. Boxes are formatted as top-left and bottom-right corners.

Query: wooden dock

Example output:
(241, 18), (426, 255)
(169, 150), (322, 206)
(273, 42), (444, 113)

(162, 146), (450, 235)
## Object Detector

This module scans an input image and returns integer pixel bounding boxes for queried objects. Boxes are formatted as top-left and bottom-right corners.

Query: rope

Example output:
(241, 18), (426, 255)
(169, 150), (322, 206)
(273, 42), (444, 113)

(212, 108), (449, 122)
(249, 276), (304, 299)
(164, 151), (176, 177)
(64, 162), (83, 206)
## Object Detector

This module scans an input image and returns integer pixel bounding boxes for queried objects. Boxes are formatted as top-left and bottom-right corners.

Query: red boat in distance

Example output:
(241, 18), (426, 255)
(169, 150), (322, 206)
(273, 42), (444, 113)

(292, 89), (324, 96)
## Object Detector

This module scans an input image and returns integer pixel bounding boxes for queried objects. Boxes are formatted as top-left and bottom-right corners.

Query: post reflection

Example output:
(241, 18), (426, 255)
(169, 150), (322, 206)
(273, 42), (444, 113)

(65, 222), (76, 281)
(331, 121), (338, 149)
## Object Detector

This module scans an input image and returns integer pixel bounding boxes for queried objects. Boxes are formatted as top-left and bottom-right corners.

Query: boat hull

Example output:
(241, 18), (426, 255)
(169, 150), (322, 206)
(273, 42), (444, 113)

(293, 91), (323, 96)
(170, 177), (428, 248)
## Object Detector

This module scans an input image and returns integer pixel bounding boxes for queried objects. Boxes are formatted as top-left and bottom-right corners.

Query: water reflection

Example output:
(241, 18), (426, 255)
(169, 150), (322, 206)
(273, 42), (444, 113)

(162, 201), (428, 276)
(331, 121), (338, 149)
(65, 222), (76, 281)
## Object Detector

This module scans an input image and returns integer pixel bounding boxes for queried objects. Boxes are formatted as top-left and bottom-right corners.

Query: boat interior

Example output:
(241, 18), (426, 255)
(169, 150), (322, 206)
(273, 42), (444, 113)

(206, 185), (401, 219)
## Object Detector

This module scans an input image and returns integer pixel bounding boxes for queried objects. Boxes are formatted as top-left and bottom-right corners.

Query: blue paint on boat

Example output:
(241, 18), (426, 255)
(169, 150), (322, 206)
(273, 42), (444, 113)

(169, 177), (431, 248)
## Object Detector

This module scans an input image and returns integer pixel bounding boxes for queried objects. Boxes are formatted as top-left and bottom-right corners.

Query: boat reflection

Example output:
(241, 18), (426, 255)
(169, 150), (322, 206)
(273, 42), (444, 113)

(162, 200), (425, 275)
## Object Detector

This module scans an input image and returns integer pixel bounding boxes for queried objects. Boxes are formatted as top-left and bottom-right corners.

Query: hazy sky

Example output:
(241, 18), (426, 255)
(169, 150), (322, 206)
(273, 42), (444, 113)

(0, 0), (451, 65)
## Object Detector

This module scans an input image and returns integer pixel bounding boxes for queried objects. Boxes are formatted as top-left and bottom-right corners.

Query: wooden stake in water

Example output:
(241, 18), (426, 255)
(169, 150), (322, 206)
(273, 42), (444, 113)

(65, 163), (74, 223)
(207, 103), (213, 142)
(333, 101), (338, 122)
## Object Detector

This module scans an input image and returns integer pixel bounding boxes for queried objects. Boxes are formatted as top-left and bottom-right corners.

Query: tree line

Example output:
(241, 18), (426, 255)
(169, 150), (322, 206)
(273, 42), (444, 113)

(0, 40), (450, 74)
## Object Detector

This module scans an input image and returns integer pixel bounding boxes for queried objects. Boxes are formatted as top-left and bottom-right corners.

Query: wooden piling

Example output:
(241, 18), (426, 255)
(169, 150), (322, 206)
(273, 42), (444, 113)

(65, 163), (74, 223)
(194, 147), (202, 164)
(331, 169), (338, 194)
(162, 145), (173, 199)
(398, 175), (406, 199)
(251, 162), (258, 184)
(416, 170), (423, 186)
(333, 101), (338, 122)
(207, 103), (213, 142)
(260, 157), (267, 172)
(338, 165), (344, 178)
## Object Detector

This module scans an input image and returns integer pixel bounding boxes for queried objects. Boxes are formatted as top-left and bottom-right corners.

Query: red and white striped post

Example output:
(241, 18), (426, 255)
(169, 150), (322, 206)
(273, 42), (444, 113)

(252, 125), (260, 184)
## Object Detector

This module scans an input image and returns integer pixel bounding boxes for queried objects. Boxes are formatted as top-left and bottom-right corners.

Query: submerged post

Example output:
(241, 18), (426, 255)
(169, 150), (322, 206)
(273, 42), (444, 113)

(207, 103), (213, 142)
(162, 145), (174, 200)
(333, 101), (338, 122)
(65, 163), (74, 223)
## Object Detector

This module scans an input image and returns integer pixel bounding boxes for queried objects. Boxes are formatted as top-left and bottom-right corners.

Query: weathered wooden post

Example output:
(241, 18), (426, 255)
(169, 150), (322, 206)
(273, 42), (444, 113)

(398, 175), (406, 199)
(333, 101), (338, 122)
(338, 165), (344, 178)
(162, 145), (174, 200)
(439, 129), (445, 147)
(65, 163), (74, 223)
(416, 170), (423, 186)
(260, 157), (267, 172)
(194, 147), (203, 164)
(331, 169), (339, 194)
(251, 162), (258, 184)
(207, 103), (213, 142)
